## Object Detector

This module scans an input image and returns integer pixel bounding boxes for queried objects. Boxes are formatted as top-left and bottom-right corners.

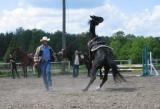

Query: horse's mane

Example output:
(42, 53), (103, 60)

(89, 20), (96, 38)
(15, 48), (33, 60)
(16, 48), (27, 55)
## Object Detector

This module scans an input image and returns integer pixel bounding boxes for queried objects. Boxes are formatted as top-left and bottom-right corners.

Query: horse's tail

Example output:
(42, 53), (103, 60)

(111, 62), (126, 82)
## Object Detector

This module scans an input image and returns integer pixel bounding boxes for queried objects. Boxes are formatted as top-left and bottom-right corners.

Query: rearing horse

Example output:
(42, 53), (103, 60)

(83, 15), (126, 91)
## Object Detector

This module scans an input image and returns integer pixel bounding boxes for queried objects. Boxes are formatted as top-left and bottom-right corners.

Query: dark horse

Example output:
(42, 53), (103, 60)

(81, 53), (104, 78)
(13, 48), (40, 78)
(83, 15), (126, 91)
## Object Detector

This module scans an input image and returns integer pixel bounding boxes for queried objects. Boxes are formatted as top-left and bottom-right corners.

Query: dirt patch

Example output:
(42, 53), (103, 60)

(0, 75), (160, 109)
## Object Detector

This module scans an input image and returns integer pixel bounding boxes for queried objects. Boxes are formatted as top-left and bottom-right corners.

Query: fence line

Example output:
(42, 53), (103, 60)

(0, 59), (148, 75)
(118, 64), (142, 71)
(115, 59), (132, 65)
(0, 61), (71, 74)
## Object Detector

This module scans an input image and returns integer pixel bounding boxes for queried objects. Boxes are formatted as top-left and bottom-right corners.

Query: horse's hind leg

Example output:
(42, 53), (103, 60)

(99, 68), (103, 80)
(23, 67), (27, 78)
(99, 67), (110, 89)
(83, 66), (98, 91)
(26, 67), (28, 78)
(32, 66), (36, 75)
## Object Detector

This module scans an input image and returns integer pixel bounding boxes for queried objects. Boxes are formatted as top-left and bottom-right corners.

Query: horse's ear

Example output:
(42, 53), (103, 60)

(17, 47), (22, 50)
(90, 15), (94, 18)
(15, 47), (19, 49)
(100, 17), (104, 22)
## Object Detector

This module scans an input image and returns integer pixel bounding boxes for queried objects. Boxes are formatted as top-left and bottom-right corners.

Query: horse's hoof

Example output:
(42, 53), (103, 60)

(100, 76), (103, 80)
(96, 86), (101, 91)
(82, 88), (88, 92)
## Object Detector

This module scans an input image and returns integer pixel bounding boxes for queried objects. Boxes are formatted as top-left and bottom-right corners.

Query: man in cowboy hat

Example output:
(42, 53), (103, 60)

(34, 36), (55, 90)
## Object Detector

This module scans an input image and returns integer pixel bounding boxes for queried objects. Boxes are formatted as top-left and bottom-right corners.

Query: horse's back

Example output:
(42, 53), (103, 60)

(94, 47), (114, 65)
(95, 47), (113, 57)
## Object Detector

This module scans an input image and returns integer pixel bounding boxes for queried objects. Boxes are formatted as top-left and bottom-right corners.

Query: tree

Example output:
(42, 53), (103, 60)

(3, 37), (18, 62)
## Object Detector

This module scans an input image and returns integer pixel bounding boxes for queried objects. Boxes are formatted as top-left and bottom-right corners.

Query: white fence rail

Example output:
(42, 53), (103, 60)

(115, 59), (132, 65)
(0, 61), (71, 74)
(0, 63), (143, 74)
(118, 64), (142, 72)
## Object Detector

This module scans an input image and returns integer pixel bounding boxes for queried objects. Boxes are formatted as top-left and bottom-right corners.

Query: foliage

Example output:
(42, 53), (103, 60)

(0, 28), (160, 64)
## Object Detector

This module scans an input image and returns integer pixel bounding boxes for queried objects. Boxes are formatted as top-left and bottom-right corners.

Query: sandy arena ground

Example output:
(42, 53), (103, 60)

(0, 74), (160, 109)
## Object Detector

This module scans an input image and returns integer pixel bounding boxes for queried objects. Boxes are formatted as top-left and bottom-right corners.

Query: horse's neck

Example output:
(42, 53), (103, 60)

(19, 51), (28, 59)
(20, 50), (25, 55)
(89, 23), (96, 38)
(20, 51), (33, 65)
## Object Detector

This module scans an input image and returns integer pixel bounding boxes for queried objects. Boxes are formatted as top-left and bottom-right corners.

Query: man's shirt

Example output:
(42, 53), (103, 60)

(42, 45), (51, 62)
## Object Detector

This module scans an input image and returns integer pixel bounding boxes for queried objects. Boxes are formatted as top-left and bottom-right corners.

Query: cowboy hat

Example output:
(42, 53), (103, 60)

(40, 36), (50, 42)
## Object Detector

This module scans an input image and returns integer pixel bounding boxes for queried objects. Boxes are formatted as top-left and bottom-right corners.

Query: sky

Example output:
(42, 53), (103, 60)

(0, 0), (160, 36)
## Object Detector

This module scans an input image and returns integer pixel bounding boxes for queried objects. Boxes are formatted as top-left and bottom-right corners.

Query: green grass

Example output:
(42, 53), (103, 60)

(0, 71), (11, 77)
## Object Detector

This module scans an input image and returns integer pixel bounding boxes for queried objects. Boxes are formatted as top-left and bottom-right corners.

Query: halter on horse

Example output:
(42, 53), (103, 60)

(83, 15), (126, 91)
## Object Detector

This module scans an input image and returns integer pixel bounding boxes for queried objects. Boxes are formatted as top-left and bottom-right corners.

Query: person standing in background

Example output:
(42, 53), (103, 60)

(9, 54), (19, 79)
(73, 50), (80, 78)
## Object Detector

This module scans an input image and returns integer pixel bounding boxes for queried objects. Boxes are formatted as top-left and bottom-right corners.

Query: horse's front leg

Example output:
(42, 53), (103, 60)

(83, 65), (98, 91)
(23, 66), (27, 78)
(99, 68), (103, 80)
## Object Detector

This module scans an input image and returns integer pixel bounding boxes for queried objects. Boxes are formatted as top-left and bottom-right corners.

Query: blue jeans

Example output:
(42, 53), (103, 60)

(40, 61), (52, 90)
(73, 65), (79, 78)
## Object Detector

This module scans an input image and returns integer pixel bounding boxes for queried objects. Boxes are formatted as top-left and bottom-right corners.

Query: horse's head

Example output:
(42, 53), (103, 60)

(89, 15), (104, 38)
(12, 47), (20, 55)
(90, 15), (104, 26)
(13, 47), (20, 52)
(12, 47), (27, 59)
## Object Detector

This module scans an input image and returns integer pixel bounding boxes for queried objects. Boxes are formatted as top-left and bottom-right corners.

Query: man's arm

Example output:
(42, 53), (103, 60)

(34, 46), (41, 63)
